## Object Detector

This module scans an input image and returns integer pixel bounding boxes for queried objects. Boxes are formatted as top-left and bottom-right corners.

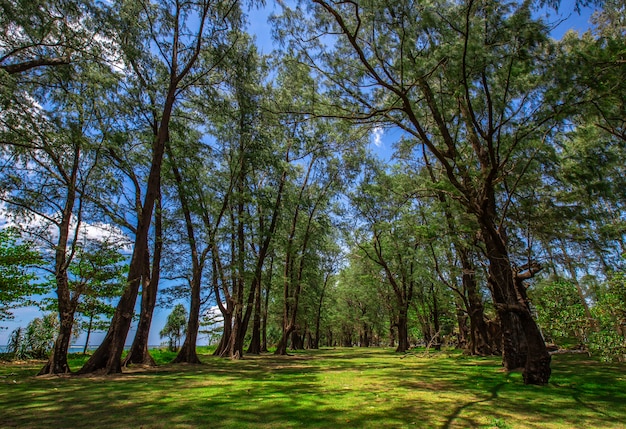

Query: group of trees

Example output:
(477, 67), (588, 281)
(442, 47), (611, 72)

(1, 0), (624, 385)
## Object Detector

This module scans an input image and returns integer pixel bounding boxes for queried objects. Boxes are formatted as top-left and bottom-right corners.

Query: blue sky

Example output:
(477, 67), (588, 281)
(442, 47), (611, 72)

(0, 1), (599, 347)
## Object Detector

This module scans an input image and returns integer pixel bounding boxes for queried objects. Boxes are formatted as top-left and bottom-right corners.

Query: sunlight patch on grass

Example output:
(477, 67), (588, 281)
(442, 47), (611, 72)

(1, 348), (625, 428)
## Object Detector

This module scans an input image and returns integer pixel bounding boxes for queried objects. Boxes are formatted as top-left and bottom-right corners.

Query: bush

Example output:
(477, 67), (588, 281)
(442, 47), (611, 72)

(7, 313), (59, 360)
(588, 272), (626, 362)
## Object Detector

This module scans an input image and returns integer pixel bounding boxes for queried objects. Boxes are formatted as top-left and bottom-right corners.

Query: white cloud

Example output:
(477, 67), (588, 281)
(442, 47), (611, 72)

(371, 126), (384, 147)
(0, 203), (132, 253)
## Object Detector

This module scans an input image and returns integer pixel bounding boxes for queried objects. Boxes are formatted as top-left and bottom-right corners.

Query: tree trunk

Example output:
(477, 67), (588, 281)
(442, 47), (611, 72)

(83, 314), (93, 355)
(481, 222), (551, 384)
(313, 271), (330, 350)
(388, 323), (396, 348)
(39, 293), (74, 375)
(79, 88), (173, 375)
(167, 138), (204, 365)
(214, 311), (232, 357)
(261, 260), (273, 353)
(39, 144), (80, 375)
(460, 251), (494, 356)
(173, 273), (202, 364)
(246, 278), (262, 354)
(291, 329), (304, 350)
(261, 256), (274, 353)
(396, 308), (409, 353)
(123, 203), (162, 367)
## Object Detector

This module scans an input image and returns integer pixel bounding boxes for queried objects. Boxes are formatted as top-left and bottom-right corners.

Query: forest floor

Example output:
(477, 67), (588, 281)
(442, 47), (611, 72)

(0, 347), (625, 428)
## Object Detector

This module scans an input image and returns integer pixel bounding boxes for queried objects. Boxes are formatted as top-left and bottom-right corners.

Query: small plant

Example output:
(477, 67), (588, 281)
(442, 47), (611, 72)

(487, 418), (512, 429)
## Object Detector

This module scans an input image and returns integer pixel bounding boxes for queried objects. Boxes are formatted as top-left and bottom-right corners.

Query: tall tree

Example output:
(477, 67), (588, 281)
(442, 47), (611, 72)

(79, 0), (241, 375)
(278, 0), (559, 383)
(0, 0), (119, 375)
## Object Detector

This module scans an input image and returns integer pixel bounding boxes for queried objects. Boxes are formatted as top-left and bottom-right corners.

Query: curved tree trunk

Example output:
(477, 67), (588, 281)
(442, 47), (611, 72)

(481, 222), (551, 384)
(123, 256), (158, 366)
(124, 201), (162, 367)
(213, 313), (232, 357)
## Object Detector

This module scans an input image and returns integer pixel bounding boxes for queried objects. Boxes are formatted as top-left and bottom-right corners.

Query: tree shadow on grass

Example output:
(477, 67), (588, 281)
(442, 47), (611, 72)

(441, 378), (508, 429)
(2, 349), (626, 428)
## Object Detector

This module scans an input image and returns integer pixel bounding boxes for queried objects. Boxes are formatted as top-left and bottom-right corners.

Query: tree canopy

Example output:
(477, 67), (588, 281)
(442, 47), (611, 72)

(1, 0), (625, 387)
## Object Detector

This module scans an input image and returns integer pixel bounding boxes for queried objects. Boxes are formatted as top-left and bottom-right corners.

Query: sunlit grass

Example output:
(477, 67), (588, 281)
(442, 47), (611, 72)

(1, 347), (624, 428)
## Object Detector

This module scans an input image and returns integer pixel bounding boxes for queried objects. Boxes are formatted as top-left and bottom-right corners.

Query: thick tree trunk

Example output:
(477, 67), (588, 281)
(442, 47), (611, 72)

(455, 304), (469, 349)
(481, 222), (551, 384)
(124, 237), (159, 366)
(39, 293), (74, 375)
(275, 324), (293, 355)
(167, 139), (203, 365)
(124, 194), (163, 366)
(229, 308), (245, 359)
(361, 323), (370, 347)
(291, 329), (304, 350)
(123, 274), (157, 366)
(213, 311), (232, 357)
(396, 309), (409, 353)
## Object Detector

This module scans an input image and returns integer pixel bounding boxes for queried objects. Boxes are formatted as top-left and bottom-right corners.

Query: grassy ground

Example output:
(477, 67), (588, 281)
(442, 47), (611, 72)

(0, 347), (625, 428)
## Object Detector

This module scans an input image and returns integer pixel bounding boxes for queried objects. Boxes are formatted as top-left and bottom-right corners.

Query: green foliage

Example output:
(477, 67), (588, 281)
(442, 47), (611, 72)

(7, 313), (58, 359)
(588, 272), (626, 362)
(532, 280), (589, 346)
(0, 227), (44, 321)
(68, 241), (127, 340)
(160, 304), (188, 352)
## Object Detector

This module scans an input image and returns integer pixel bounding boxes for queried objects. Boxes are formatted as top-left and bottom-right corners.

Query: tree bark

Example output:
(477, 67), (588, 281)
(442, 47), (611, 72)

(261, 256), (274, 353)
(39, 142), (81, 376)
(173, 270), (202, 364)
(78, 90), (171, 375)
(459, 250), (495, 356)
(396, 306), (409, 353)
(246, 279), (262, 354)
(481, 222), (551, 384)
(123, 197), (162, 367)
(2, 56), (70, 75)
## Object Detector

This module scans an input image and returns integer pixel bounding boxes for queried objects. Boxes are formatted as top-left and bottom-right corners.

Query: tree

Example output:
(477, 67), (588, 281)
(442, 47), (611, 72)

(0, 0), (119, 375)
(160, 304), (188, 352)
(277, 0), (557, 384)
(79, 0), (241, 375)
(0, 227), (43, 321)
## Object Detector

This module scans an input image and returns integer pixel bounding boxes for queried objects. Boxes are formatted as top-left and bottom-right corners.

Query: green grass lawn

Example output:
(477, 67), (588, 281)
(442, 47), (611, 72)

(1, 347), (625, 428)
